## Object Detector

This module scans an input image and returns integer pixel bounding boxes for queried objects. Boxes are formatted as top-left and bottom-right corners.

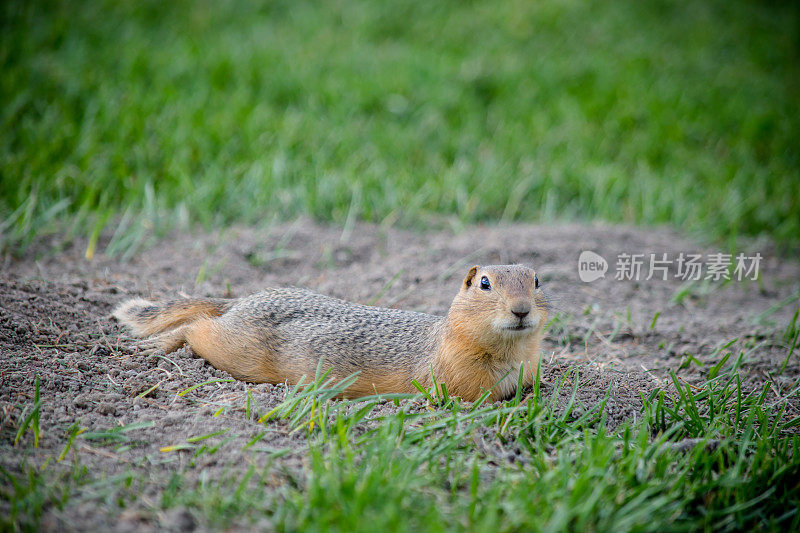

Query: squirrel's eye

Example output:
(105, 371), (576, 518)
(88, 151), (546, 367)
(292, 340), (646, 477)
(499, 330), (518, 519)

(535, 276), (539, 289)
(480, 276), (491, 291)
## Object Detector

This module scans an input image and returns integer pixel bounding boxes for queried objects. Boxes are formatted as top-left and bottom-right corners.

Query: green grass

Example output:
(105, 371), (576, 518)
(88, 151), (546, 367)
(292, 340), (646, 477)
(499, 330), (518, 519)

(3, 359), (799, 531)
(2, 0), (799, 254)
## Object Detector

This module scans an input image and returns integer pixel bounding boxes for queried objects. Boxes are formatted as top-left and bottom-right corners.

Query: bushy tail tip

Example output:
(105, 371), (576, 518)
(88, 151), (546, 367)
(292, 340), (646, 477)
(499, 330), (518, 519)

(112, 297), (230, 337)
(112, 298), (163, 337)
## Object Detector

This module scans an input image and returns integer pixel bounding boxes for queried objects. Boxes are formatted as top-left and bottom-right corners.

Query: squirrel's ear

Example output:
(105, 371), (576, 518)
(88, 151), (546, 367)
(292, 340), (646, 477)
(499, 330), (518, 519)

(462, 266), (480, 290)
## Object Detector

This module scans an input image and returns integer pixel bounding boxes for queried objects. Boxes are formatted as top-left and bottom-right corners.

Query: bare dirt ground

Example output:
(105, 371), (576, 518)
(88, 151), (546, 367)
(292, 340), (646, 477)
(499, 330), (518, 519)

(1, 220), (798, 530)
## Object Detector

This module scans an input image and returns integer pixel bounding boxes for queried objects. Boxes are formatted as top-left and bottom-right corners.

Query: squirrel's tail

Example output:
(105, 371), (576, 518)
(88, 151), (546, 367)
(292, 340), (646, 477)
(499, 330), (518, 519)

(113, 297), (234, 337)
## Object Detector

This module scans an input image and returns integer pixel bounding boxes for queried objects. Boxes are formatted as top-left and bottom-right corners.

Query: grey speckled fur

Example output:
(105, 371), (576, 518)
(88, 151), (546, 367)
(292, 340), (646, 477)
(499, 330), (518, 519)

(224, 287), (444, 377)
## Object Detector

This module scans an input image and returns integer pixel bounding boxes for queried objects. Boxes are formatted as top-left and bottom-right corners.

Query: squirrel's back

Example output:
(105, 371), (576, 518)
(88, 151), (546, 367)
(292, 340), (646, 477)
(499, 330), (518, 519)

(230, 287), (443, 379)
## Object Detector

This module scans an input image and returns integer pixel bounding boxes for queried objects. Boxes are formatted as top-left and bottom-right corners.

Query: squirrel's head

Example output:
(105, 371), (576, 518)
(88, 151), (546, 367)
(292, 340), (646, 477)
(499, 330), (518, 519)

(449, 264), (547, 342)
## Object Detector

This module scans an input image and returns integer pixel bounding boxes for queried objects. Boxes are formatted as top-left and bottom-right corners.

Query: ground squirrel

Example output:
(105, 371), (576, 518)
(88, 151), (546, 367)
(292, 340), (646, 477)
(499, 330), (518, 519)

(113, 265), (547, 401)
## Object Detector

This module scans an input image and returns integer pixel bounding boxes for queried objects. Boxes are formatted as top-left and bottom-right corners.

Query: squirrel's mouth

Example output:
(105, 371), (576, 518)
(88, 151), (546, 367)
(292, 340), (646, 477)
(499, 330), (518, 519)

(495, 316), (539, 334)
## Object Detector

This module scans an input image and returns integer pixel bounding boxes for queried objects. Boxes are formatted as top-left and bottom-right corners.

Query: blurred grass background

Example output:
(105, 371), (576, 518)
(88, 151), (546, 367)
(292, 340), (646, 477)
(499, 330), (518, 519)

(1, 0), (798, 255)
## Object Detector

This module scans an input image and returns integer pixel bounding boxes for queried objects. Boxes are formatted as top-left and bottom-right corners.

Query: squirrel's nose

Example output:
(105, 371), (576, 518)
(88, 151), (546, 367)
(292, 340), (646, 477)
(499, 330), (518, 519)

(511, 302), (531, 319)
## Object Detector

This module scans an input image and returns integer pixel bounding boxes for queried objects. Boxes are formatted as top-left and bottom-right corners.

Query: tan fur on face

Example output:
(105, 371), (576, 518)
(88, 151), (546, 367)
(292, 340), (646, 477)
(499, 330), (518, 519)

(429, 265), (547, 401)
